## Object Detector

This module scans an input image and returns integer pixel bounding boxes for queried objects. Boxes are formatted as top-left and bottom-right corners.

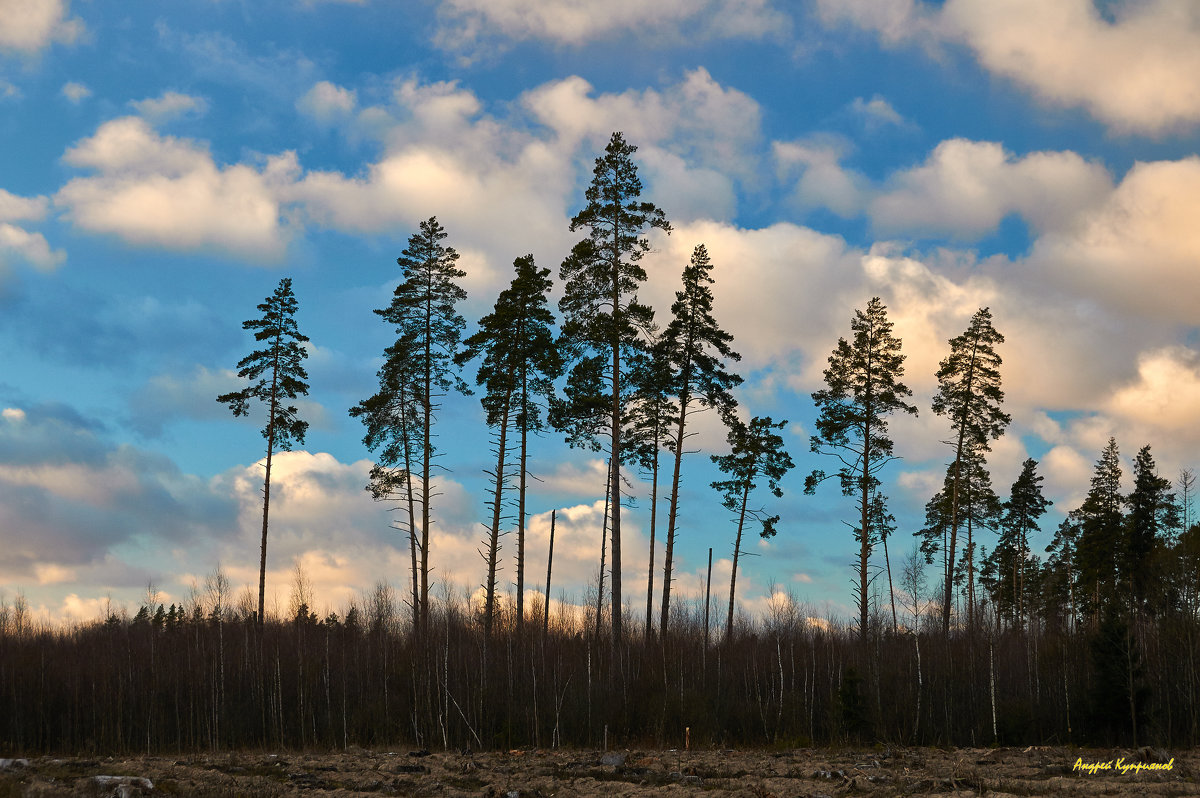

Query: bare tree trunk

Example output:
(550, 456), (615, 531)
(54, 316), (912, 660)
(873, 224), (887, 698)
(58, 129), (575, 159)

(596, 459), (612, 640)
(483, 397), (513, 637)
(544, 510), (556, 636)
(645, 448), (660, 643)
(726, 479), (752, 643)
(516, 368), (529, 632)
(661, 392), (691, 637)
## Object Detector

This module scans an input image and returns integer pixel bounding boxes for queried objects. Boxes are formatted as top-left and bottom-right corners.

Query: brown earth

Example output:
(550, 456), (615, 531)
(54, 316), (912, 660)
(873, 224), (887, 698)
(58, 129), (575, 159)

(0, 745), (1196, 796)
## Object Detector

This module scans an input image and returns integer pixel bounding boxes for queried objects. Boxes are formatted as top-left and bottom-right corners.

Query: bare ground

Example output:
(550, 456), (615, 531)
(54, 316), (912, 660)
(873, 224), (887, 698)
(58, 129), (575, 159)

(0, 745), (1196, 796)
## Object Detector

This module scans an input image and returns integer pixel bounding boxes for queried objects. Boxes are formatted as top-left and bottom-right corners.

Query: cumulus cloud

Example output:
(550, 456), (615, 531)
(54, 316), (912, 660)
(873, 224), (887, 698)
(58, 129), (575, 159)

(0, 403), (237, 583)
(1028, 156), (1200, 322)
(0, 223), (64, 270)
(869, 139), (1113, 237)
(130, 91), (209, 123)
(436, 0), (788, 52)
(0, 0), (83, 54)
(297, 80), (357, 120)
(816, 0), (1200, 135)
(56, 117), (299, 260)
(0, 190), (61, 270)
(773, 136), (866, 217)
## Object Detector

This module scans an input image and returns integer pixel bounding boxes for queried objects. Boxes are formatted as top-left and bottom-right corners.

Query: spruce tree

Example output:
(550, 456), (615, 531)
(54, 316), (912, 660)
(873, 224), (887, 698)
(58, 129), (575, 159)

(658, 243), (742, 636)
(217, 277), (310, 625)
(1125, 445), (1179, 613)
(359, 217), (469, 631)
(985, 458), (1051, 629)
(1072, 437), (1124, 624)
(457, 255), (561, 635)
(807, 296), (917, 639)
(711, 415), (793, 643)
(931, 307), (1009, 634)
(553, 132), (671, 640)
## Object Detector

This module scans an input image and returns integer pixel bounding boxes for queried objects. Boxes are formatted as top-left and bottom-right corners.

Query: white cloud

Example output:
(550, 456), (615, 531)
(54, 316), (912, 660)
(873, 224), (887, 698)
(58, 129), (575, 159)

(297, 80), (357, 120)
(773, 136), (866, 217)
(817, 0), (1200, 135)
(60, 81), (90, 103)
(849, 94), (906, 127)
(0, 0), (83, 54)
(56, 117), (299, 261)
(869, 139), (1113, 237)
(1029, 156), (1200, 322)
(130, 91), (209, 123)
(0, 189), (48, 222)
(436, 0), (788, 52)
(0, 223), (64, 270)
(1107, 347), (1200, 436)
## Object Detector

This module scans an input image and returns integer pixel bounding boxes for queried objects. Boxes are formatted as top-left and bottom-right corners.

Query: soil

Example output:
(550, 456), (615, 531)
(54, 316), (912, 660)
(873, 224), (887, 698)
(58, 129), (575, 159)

(0, 745), (1195, 796)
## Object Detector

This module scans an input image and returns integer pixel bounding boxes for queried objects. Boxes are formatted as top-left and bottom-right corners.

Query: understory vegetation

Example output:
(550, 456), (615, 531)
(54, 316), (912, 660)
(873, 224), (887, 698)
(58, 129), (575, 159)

(1, 585), (1198, 754)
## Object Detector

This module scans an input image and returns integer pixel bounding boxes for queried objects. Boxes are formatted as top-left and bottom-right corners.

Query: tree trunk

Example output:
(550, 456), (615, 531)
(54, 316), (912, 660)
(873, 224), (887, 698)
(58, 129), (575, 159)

(516, 361), (529, 632)
(725, 479), (752, 643)
(644, 444), (659, 643)
(544, 510), (556, 636)
(660, 393), (690, 638)
(484, 393), (513, 637)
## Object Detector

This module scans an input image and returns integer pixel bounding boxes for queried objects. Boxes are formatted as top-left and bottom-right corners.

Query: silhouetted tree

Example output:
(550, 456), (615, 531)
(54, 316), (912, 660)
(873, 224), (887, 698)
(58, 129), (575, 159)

(807, 297), (916, 639)
(217, 277), (310, 625)
(659, 244), (741, 636)
(366, 217), (469, 631)
(1073, 438), (1124, 624)
(1125, 445), (1179, 613)
(457, 255), (561, 635)
(984, 458), (1051, 629)
(931, 308), (1009, 634)
(712, 415), (793, 643)
(553, 132), (671, 640)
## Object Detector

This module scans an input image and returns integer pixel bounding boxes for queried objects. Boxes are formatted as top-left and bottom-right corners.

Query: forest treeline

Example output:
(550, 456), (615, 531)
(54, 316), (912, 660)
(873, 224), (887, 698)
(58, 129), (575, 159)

(4, 131), (1200, 752)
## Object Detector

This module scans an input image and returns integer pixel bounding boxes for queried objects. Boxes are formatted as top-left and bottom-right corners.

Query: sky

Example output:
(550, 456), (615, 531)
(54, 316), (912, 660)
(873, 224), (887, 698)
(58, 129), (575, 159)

(3, 0), (1200, 627)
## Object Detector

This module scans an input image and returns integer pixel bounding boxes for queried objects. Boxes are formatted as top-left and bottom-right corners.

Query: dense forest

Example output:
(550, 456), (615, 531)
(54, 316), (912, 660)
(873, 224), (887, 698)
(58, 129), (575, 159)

(2, 132), (1199, 753)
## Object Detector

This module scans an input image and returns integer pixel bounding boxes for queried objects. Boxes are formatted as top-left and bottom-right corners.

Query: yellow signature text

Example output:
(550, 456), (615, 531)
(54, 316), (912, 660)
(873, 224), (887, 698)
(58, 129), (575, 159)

(1073, 757), (1174, 775)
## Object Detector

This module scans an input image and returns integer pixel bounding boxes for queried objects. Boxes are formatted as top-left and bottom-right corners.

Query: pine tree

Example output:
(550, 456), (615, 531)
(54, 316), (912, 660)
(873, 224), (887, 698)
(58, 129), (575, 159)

(658, 244), (742, 636)
(807, 297), (917, 639)
(350, 336), (422, 621)
(917, 448), (1001, 628)
(711, 415), (793, 643)
(217, 277), (310, 625)
(457, 255), (561, 635)
(931, 307), (1009, 634)
(623, 337), (676, 642)
(359, 217), (469, 631)
(553, 132), (671, 640)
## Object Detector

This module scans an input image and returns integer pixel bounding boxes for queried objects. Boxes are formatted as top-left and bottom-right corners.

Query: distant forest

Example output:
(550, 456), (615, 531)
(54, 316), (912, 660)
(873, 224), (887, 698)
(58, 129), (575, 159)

(2, 132), (1198, 752)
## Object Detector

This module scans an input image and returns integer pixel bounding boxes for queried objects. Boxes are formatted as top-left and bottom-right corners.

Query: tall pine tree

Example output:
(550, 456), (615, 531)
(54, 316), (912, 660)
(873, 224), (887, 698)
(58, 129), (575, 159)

(807, 297), (917, 639)
(359, 217), (469, 632)
(553, 132), (670, 640)
(457, 255), (561, 635)
(931, 307), (1009, 634)
(217, 277), (310, 625)
(1072, 437), (1124, 625)
(658, 243), (741, 636)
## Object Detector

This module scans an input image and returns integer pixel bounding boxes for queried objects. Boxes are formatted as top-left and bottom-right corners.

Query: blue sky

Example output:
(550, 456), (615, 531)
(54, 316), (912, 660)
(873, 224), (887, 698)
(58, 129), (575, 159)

(3, 0), (1200, 625)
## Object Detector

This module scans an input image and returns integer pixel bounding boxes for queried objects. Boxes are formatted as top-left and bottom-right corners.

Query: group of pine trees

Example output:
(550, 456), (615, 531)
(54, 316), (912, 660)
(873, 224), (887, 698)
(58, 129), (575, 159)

(214, 131), (1197, 655)
(4, 131), (1200, 753)
(218, 132), (792, 645)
